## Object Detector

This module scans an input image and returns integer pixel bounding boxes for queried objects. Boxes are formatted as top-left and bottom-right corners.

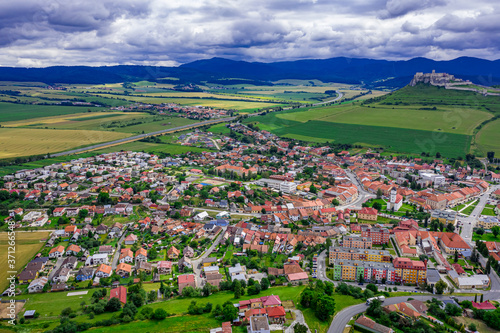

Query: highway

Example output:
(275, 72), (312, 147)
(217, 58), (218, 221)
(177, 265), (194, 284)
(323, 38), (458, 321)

(51, 117), (236, 157)
(312, 91), (344, 106)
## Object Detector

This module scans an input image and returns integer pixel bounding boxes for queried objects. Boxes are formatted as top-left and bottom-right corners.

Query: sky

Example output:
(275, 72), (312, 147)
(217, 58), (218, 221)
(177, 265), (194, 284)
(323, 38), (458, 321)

(1, 0), (499, 67)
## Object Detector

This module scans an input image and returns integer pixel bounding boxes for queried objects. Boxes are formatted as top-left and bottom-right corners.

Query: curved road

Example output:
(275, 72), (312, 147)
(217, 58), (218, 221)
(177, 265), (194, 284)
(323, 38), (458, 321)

(313, 91), (344, 106)
(51, 117), (236, 157)
(328, 293), (489, 333)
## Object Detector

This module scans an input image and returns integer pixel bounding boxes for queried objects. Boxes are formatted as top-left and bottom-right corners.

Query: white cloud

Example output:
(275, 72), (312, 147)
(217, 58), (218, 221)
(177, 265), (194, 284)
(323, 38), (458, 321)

(0, 0), (498, 67)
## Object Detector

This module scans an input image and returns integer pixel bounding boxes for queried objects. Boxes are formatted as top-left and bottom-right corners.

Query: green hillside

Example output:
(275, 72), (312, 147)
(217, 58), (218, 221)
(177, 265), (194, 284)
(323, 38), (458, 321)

(244, 84), (500, 157)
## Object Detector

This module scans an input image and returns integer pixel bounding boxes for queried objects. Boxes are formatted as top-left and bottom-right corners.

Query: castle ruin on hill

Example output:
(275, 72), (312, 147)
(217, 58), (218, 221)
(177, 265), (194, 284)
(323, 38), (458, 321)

(409, 70), (471, 87)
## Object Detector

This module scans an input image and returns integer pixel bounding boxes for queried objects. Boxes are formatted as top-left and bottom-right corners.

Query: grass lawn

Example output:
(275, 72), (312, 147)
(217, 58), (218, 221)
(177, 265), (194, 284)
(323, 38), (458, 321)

(0, 231), (50, 292)
(472, 232), (500, 242)
(455, 316), (498, 333)
(461, 201), (479, 216)
(481, 204), (497, 216)
(300, 294), (364, 333)
(88, 313), (221, 333)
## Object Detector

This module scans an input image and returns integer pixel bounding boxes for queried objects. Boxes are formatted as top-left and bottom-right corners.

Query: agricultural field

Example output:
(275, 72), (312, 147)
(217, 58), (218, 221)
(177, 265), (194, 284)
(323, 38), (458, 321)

(248, 114), (471, 157)
(0, 102), (103, 123)
(0, 128), (130, 158)
(1, 111), (145, 129)
(244, 84), (500, 157)
(275, 103), (491, 134)
(475, 118), (500, 156)
(93, 141), (214, 156)
(0, 232), (50, 292)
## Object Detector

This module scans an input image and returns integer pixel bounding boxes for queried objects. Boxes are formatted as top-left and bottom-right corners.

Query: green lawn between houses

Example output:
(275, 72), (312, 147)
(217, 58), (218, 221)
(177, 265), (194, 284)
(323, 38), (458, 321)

(8, 284), (368, 333)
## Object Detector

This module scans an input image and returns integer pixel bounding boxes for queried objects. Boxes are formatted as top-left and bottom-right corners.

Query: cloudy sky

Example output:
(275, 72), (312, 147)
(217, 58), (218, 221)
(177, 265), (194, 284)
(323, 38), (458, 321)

(1, 0), (499, 67)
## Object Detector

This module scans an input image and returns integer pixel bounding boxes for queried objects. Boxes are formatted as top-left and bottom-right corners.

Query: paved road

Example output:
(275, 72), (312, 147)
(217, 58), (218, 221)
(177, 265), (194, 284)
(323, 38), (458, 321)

(312, 91), (344, 106)
(460, 185), (499, 244)
(111, 230), (129, 270)
(328, 294), (483, 333)
(51, 117), (235, 157)
(339, 169), (375, 209)
(191, 227), (227, 287)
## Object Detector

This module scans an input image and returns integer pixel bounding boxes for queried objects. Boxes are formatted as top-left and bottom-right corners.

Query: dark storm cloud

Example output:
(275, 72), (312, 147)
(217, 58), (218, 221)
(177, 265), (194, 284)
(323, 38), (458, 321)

(0, 0), (499, 67)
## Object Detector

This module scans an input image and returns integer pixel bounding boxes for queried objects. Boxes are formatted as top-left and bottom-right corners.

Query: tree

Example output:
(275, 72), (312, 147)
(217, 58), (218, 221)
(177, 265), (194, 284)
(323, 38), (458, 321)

(468, 323), (477, 332)
(376, 188), (383, 199)
(202, 283), (213, 297)
(445, 303), (462, 316)
(454, 250), (459, 264)
(372, 201), (382, 211)
(315, 295), (335, 321)
(492, 226), (500, 238)
(153, 308), (168, 320)
(147, 290), (157, 303)
(78, 209), (89, 219)
(293, 323), (308, 333)
(435, 279), (447, 294)
(233, 280), (242, 299)
(486, 259), (491, 274)
(97, 192), (111, 204)
(148, 248), (158, 260)
(105, 297), (122, 312)
(222, 303), (238, 321)
(260, 278), (270, 291)
(366, 283), (378, 293)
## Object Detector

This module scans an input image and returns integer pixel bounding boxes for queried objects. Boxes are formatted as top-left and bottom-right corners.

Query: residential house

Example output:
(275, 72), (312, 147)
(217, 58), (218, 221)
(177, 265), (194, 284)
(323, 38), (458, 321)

(178, 274), (196, 292)
(116, 263), (132, 277)
(167, 246), (180, 259)
(28, 277), (48, 293)
(109, 286), (127, 304)
(76, 267), (94, 281)
(135, 261), (153, 274)
(124, 234), (138, 245)
(49, 245), (65, 258)
(95, 264), (112, 278)
(157, 261), (172, 275)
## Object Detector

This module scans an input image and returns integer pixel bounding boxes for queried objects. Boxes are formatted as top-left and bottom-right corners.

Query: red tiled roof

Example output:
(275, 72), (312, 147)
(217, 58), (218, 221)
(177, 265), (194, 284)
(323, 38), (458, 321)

(109, 286), (127, 304)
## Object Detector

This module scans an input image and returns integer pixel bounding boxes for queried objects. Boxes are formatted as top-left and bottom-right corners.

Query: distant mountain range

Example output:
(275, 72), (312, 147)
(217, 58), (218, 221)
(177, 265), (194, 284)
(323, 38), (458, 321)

(1, 56), (500, 88)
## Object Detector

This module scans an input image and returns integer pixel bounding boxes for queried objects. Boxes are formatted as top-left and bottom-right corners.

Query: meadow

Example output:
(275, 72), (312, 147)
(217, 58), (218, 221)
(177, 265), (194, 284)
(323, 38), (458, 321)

(0, 232), (50, 292)
(475, 118), (500, 156)
(244, 84), (500, 157)
(276, 104), (491, 135)
(93, 141), (214, 155)
(0, 128), (130, 158)
(0, 102), (103, 123)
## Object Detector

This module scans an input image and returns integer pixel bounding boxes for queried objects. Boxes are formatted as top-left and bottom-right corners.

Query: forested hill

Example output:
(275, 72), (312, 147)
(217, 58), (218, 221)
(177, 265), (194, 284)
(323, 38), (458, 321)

(1, 56), (500, 88)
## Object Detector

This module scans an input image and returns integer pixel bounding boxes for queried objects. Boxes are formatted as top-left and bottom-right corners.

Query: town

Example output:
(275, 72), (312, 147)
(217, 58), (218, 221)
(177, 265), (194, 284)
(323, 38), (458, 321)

(0, 122), (500, 333)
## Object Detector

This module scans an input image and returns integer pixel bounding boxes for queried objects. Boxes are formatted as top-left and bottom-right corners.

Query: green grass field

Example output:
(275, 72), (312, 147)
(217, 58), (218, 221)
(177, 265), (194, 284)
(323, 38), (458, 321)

(112, 117), (197, 134)
(94, 141), (214, 155)
(244, 84), (500, 157)
(0, 102), (103, 122)
(272, 120), (471, 157)
(207, 123), (231, 134)
(476, 118), (500, 156)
